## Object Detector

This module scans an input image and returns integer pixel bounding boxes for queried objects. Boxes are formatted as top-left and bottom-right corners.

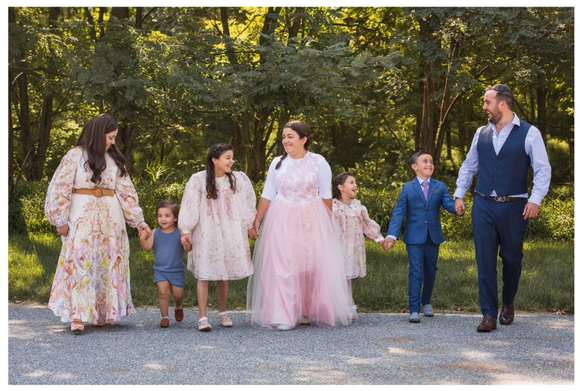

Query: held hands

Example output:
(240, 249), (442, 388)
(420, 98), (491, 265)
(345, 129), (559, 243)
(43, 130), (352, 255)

(137, 221), (151, 238)
(56, 224), (69, 237)
(523, 202), (539, 220)
(382, 238), (395, 252)
(248, 227), (258, 239)
(180, 234), (191, 247)
(139, 229), (150, 240)
(252, 220), (261, 238)
(454, 199), (466, 216)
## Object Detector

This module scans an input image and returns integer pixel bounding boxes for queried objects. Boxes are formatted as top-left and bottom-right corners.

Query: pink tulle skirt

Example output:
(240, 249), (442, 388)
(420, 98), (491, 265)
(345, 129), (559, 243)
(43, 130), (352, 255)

(247, 196), (354, 329)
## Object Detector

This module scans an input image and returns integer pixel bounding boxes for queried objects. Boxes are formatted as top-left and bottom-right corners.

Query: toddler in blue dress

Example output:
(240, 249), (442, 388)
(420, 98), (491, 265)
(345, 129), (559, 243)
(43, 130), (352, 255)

(140, 200), (192, 327)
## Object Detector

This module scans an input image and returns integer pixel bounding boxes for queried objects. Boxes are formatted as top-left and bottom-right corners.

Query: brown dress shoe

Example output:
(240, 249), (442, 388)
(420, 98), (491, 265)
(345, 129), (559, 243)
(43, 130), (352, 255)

(175, 309), (184, 322)
(477, 315), (497, 332)
(499, 304), (514, 325)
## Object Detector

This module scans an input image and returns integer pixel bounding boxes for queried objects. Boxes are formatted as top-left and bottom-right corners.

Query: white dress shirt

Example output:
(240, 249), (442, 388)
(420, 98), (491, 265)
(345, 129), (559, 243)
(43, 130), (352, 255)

(454, 113), (551, 205)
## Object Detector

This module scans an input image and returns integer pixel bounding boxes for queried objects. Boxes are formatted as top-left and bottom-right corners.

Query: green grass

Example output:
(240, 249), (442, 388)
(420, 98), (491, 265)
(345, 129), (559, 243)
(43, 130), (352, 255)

(8, 233), (574, 314)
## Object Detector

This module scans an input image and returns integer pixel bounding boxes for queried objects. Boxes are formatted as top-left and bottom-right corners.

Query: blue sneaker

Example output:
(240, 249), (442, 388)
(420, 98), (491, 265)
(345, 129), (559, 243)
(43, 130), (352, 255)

(408, 312), (420, 323)
(423, 304), (434, 317)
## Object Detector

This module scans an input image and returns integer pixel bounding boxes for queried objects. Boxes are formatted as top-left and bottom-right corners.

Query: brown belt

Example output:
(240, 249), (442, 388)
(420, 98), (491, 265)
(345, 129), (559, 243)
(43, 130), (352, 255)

(73, 188), (114, 197)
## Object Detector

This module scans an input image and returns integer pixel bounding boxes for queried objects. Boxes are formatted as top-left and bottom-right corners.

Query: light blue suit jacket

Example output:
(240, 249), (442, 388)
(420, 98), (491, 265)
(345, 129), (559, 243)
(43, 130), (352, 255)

(387, 178), (457, 245)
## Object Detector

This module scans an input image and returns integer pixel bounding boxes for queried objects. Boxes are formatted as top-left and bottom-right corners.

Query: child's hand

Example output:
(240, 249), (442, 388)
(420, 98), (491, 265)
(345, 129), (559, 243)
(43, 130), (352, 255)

(139, 229), (150, 240)
(382, 238), (395, 252)
(455, 199), (466, 216)
(248, 228), (258, 239)
(180, 234), (191, 246)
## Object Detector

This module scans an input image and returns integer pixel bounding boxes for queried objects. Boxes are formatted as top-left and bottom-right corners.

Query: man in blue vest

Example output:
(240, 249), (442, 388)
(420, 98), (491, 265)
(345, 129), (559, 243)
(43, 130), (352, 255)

(454, 84), (551, 332)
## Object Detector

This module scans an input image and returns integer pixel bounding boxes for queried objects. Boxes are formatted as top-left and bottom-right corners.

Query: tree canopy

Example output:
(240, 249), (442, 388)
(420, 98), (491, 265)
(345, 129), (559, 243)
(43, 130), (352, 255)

(9, 7), (574, 192)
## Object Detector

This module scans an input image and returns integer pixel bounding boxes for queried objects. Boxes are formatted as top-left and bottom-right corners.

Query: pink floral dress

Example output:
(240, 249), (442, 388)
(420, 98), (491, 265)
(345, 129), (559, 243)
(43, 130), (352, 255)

(44, 147), (145, 324)
(178, 171), (256, 281)
(332, 198), (385, 279)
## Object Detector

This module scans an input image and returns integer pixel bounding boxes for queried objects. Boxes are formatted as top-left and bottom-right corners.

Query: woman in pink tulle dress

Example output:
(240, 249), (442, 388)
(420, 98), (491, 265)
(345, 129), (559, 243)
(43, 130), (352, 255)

(247, 120), (354, 330)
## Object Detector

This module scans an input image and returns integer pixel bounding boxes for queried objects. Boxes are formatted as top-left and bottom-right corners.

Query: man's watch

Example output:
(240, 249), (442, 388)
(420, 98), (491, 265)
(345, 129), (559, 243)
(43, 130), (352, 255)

(453, 196), (462, 201)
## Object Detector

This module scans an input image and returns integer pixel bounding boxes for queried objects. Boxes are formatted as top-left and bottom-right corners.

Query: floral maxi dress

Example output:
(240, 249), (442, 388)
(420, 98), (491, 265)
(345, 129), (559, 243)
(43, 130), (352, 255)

(45, 147), (145, 324)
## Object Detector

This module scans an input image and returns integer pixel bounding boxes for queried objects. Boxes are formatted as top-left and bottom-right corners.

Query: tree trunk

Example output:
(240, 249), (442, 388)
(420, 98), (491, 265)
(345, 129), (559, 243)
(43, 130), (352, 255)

(287, 7), (303, 42)
(29, 93), (54, 180)
(16, 65), (34, 180)
(433, 37), (459, 177)
(277, 111), (291, 156)
(416, 17), (440, 159)
(220, 8), (238, 65)
(258, 7), (281, 64)
(9, 73), (14, 193)
(135, 7), (143, 29)
(110, 7), (130, 20)
(99, 7), (106, 38)
(117, 123), (135, 174)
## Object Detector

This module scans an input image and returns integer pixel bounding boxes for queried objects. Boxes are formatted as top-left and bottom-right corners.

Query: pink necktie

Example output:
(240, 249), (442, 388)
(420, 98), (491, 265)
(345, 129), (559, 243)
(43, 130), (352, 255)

(421, 181), (428, 201)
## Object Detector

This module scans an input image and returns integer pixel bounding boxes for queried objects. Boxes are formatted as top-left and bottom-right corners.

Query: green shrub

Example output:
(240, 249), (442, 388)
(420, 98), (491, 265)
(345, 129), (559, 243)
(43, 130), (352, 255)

(9, 180), (52, 234)
(547, 138), (573, 184)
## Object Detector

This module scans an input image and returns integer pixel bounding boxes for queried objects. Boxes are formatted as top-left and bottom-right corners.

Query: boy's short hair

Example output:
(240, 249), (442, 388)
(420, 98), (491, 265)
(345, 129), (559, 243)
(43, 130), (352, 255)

(410, 150), (432, 166)
(156, 200), (180, 220)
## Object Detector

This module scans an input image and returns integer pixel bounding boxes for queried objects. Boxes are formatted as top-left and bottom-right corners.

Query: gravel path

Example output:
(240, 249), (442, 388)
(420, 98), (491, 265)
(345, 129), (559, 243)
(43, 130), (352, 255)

(8, 307), (573, 385)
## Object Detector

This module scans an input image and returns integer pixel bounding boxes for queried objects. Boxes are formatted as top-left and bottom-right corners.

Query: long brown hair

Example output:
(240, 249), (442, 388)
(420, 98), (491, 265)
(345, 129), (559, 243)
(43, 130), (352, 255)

(206, 144), (237, 199)
(76, 113), (127, 183)
(275, 120), (313, 169)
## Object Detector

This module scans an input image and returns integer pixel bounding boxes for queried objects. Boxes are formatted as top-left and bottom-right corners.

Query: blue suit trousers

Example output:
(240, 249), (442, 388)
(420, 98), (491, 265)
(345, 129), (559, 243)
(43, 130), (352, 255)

(405, 235), (440, 313)
(472, 196), (528, 318)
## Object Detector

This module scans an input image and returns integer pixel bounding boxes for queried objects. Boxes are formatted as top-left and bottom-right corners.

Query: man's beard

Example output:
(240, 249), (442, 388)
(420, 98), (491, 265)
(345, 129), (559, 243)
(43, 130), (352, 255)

(488, 109), (502, 124)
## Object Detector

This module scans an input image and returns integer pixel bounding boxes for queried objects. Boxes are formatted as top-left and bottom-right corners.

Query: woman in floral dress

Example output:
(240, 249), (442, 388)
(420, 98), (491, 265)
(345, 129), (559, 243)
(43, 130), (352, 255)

(247, 121), (354, 331)
(45, 113), (150, 332)
(179, 144), (257, 331)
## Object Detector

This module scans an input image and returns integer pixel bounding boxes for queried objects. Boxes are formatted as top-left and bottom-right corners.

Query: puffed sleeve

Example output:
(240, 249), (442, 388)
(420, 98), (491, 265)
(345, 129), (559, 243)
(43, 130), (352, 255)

(360, 202), (384, 242)
(261, 157), (280, 200)
(44, 148), (81, 228)
(178, 173), (203, 234)
(236, 171), (257, 230)
(317, 157), (332, 199)
(115, 170), (145, 228)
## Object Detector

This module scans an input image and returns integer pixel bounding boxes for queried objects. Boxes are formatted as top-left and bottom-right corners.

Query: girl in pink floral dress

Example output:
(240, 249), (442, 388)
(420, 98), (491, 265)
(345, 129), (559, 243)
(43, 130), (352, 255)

(332, 172), (388, 317)
(179, 144), (257, 332)
(45, 114), (150, 332)
(247, 121), (354, 330)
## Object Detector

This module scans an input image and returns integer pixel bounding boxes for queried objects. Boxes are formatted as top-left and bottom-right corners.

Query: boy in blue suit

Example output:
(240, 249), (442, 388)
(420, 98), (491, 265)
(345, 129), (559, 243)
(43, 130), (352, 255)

(384, 151), (462, 323)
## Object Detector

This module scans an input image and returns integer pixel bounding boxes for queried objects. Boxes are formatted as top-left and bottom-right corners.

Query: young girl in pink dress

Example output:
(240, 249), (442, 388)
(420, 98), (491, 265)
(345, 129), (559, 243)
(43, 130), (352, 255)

(332, 172), (388, 317)
(179, 144), (257, 332)
(44, 113), (150, 333)
(247, 121), (354, 330)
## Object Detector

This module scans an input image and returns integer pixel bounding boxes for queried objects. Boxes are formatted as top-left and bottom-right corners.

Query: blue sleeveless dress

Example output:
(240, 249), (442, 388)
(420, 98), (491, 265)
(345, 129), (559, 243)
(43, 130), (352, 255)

(153, 228), (186, 288)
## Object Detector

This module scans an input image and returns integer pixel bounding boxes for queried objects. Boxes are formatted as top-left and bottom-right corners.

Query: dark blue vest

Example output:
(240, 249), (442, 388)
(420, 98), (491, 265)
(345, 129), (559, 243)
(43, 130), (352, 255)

(475, 121), (531, 196)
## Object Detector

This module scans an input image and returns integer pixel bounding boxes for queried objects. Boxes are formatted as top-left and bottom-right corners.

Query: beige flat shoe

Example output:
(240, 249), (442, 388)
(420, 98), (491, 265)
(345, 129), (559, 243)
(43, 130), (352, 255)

(219, 312), (233, 327)
(198, 317), (212, 332)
